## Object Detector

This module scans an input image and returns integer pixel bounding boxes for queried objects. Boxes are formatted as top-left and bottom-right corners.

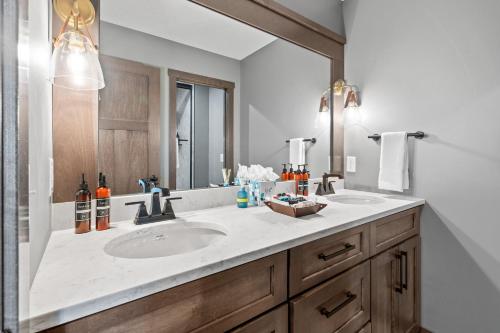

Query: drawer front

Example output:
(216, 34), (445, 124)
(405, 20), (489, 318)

(289, 224), (370, 296)
(290, 261), (370, 333)
(370, 207), (421, 256)
(43, 252), (287, 333)
(229, 304), (288, 333)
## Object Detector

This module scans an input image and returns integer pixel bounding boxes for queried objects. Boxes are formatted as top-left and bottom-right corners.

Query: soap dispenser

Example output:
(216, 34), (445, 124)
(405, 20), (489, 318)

(96, 173), (111, 231)
(75, 174), (91, 234)
(281, 163), (288, 181)
(302, 164), (309, 196)
(288, 164), (294, 181)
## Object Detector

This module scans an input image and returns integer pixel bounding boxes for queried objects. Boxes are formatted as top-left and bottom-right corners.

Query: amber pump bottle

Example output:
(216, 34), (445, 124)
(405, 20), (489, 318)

(288, 164), (294, 181)
(96, 173), (111, 231)
(281, 163), (288, 181)
(295, 165), (303, 194)
(302, 164), (309, 196)
(75, 174), (91, 234)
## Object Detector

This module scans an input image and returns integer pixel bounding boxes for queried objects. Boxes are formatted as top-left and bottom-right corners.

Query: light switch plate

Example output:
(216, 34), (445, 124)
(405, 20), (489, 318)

(220, 153), (224, 163)
(347, 156), (356, 173)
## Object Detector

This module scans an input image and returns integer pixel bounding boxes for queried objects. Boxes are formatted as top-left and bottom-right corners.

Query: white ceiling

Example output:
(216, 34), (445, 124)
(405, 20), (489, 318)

(100, 0), (277, 60)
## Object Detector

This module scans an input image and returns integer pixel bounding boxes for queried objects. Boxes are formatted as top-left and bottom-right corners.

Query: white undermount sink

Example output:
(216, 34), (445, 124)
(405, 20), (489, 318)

(104, 222), (227, 259)
(328, 194), (385, 205)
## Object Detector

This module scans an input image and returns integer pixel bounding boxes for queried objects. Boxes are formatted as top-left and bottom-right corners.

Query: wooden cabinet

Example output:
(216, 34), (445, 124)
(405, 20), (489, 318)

(289, 224), (370, 296)
(229, 305), (288, 333)
(370, 207), (420, 256)
(44, 252), (287, 333)
(290, 261), (370, 333)
(371, 236), (420, 333)
(42, 206), (422, 333)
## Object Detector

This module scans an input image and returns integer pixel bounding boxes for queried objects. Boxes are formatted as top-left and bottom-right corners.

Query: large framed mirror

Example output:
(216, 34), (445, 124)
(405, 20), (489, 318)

(51, 0), (345, 201)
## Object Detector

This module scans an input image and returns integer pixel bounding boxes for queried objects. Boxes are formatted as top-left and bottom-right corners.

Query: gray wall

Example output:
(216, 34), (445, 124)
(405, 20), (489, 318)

(241, 39), (330, 177)
(275, 0), (345, 36)
(208, 88), (225, 185)
(100, 22), (241, 187)
(343, 0), (500, 331)
(28, 0), (53, 283)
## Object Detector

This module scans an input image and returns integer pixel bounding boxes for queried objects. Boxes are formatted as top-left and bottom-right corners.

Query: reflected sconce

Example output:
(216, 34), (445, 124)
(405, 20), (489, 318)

(319, 89), (330, 113)
(333, 79), (360, 109)
(50, 0), (105, 90)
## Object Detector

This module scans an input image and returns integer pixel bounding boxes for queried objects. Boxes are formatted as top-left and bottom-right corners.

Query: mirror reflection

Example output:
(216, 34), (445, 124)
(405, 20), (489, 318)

(55, 0), (332, 198)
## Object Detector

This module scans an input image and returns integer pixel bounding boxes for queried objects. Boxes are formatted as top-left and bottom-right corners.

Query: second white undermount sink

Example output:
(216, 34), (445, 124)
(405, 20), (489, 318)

(104, 222), (227, 259)
(328, 194), (385, 205)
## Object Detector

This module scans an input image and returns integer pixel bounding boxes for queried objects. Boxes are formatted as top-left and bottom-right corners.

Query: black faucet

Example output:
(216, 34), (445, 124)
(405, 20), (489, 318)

(315, 173), (343, 196)
(125, 187), (182, 225)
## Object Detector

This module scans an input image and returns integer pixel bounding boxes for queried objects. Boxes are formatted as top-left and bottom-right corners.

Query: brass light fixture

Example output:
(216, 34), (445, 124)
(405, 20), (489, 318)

(50, 0), (105, 90)
(333, 79), (360, 109)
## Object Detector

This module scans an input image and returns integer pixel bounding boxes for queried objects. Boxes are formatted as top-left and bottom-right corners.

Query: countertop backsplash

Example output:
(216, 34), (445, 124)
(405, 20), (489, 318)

(51, 179), (344, 231)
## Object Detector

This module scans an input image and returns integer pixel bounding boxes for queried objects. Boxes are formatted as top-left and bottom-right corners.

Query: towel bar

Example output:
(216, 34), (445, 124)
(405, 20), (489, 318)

(285, 138), (317, 144)
(368, 131), (424, 141)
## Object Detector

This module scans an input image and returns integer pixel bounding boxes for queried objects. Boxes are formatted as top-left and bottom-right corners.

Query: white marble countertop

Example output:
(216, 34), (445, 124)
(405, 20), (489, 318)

(28, 189), (424, 332)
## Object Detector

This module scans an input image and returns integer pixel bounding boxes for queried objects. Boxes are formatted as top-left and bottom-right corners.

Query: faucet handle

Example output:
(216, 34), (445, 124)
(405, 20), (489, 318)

(162, 197), (182, 219)
(125, 201), (149, 219)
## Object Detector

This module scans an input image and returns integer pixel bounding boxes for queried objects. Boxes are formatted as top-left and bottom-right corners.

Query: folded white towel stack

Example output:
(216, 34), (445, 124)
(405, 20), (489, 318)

(378, 132), (409, 192)
(289, 138), (305, 168)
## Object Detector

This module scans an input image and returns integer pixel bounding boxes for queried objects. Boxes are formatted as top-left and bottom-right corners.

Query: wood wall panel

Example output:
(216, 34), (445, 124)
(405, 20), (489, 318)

(52, 0), (100, 202)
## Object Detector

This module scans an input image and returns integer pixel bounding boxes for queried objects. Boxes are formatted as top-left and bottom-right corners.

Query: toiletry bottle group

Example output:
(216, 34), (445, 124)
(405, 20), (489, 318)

(75, 173), (112, 234)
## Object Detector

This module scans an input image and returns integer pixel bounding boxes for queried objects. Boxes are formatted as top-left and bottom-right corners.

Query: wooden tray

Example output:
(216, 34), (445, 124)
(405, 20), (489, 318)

(264, 200), (327, 218)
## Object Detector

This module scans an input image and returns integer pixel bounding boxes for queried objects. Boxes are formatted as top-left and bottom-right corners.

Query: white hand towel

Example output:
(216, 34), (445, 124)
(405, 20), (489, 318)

(378, 132), (409, 192)
(289, 138), (305, 168)
(176, 137), (180, 169)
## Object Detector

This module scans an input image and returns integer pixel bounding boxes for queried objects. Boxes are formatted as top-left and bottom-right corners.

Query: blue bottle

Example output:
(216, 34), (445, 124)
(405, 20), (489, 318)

(237, 185), (249, 208)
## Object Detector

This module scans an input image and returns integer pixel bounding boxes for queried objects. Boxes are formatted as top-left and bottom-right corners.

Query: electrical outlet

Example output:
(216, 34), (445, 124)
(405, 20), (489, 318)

(347, 156), (356, 173)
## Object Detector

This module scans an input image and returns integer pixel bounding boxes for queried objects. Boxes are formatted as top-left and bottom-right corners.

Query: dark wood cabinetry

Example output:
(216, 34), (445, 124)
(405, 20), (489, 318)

(43, 207), (422, 333)
(290, 261), (370, 333)
(371, 236), (420, 333)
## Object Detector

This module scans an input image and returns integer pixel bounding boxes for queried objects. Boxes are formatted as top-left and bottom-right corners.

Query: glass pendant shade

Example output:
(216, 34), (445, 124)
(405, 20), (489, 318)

(50, 31), (105, 90)
(319, 91), (330, 112)
(345, 89), (360, 108)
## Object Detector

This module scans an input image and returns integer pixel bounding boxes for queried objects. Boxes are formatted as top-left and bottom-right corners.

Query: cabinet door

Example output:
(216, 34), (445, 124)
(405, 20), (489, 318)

(371, 237), (420, 333)
(371, 246), (400, 333)
(398, 237), (420, 333)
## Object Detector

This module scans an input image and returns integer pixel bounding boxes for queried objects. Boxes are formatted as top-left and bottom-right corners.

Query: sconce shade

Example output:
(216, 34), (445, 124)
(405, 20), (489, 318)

(345, 89), (360, 108)
(50, 31), (105, 90)
(319, 90), (330, 112)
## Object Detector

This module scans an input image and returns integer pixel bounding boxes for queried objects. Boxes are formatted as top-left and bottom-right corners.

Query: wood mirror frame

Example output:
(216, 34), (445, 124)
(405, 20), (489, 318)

(51, 0), (346, 202)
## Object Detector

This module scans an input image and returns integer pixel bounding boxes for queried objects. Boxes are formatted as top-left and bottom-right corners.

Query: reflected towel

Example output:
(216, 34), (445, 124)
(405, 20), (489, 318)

(378, 132), (409, 192)
(289, 138), (305, 168)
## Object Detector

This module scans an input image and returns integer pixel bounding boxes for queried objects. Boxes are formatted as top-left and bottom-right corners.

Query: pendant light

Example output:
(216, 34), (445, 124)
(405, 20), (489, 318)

(50, 0), (105, 90)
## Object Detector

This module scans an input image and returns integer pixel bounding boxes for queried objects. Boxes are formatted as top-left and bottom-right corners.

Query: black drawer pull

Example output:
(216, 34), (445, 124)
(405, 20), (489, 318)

(319, 292), (357, 318)
(318, 243), (355, 261)
(401, 251), (408, 290)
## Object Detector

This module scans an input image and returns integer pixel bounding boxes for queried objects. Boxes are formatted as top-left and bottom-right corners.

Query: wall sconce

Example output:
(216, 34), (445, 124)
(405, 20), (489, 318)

(50, 0), (105, 90)
(333, 79), (360, 109)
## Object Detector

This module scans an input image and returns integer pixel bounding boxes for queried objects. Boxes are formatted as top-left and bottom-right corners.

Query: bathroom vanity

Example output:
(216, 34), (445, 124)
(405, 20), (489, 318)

(29, 190), (424, 333)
